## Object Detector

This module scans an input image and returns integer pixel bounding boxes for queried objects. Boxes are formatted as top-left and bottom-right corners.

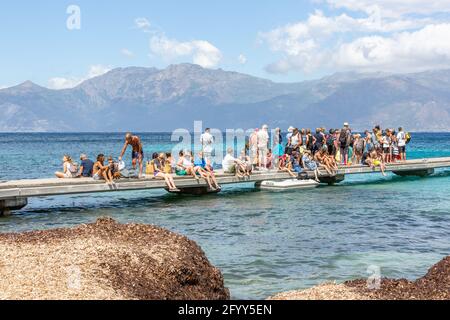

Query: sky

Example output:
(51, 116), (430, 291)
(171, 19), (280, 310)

(1, 0), (450, 89)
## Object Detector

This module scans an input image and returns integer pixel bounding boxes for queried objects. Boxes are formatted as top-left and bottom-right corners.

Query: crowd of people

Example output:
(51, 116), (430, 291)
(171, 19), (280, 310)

(55, 124), (411, 189)
(222, 123), (410, 180)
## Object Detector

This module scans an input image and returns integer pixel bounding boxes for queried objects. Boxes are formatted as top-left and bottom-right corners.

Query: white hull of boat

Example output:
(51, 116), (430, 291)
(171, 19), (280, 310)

(258, 179), (320, 191)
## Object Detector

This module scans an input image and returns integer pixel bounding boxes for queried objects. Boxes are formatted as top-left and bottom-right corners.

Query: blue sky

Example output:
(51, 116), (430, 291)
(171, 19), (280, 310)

(1, 0), (450, 89)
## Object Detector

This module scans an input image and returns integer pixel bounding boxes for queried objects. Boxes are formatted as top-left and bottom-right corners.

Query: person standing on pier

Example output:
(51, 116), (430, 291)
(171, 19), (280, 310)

(339, 123), (352, 165)
(397, 127), (407, 161)
(200, 128), (214, 164)
(119, 133), (144, 178)
(257, 125), (270, 170)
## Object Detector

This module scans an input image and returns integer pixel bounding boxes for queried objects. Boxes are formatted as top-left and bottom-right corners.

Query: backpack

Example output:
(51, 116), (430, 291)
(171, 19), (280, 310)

(326, 135), (334, 147)
(339, 130), (348, 146)
(120, 168), (139, 179)
(355, 139), (364, 153)
(68, 162), (78, 174)
(405, 132), (411, 144)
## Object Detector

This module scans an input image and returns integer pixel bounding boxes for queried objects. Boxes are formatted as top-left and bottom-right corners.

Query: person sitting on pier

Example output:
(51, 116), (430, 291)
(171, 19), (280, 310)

(239, 150), (252, 177)
(194, 152), (221, 190)
(118, 133), (144, 178)
(290, 151), (303, 174)
(326, 148), (339, 172)
(153, 153), (179, 192)
(55, 155), (78, 179)
(164, 152), (174, 174)
(93, 154), (114, 185)
(222, 148), (247, 178)
(365, 149), (387, 176)
(278, 154), (296, 178)
(77, 154), (94, 178)
(176, 150), (200, 180)
(107, 156), (121, 180)
(314, 146), (335, 176)
(302, 150), (320, 182)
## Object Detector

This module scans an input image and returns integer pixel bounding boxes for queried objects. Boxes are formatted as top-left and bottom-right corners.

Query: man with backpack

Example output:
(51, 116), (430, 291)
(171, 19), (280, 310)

(339, 122), (352, 165)
(326, 129), (336, 157)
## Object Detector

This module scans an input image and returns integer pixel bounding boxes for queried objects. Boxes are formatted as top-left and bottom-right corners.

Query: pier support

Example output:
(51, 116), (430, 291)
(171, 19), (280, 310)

(0, 198), (28, 216)
(167, 187), (221, 195)
(318, 174), (346, 185)
(393, 168), (435, 177)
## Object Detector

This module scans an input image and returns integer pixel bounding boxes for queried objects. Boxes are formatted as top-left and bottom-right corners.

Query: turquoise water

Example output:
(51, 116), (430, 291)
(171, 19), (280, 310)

(1, 132), (450, 299)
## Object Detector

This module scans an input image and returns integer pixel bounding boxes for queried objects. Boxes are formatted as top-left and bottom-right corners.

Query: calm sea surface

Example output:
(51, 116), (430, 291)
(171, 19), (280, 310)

(1, 132), (450, 299)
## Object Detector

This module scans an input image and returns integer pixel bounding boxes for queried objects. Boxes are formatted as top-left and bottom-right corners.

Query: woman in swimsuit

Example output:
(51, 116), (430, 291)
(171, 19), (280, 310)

(314, 146), (335, 176)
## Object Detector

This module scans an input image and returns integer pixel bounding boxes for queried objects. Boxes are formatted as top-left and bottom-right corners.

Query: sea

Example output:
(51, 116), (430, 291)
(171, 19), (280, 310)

(1, 132), (450, 299)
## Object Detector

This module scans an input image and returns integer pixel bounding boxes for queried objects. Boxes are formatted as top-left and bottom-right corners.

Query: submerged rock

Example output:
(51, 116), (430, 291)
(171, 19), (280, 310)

(0, 217), (230, 300)
(270, 256), (450, 300)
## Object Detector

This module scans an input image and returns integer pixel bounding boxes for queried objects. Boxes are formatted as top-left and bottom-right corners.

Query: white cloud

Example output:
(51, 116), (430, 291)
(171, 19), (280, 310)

(150, 35), (222, 68)
(134, 17), (151, 31)
(333, 24), (450, 73)
(260, 2), (450, 75)
(121, 48), (134, 58)
(238, 54), (247, 64)
(48, 65), (111, 89)
(326, 0), (450, 18)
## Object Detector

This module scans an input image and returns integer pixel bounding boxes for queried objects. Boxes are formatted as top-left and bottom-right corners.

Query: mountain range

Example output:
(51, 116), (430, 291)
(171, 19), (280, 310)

(1, 63), (450, 132)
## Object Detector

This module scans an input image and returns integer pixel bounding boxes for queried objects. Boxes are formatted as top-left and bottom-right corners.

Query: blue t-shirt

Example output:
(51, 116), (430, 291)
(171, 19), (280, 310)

(194, 157), (206, 168)
(81, 159), (94, 177)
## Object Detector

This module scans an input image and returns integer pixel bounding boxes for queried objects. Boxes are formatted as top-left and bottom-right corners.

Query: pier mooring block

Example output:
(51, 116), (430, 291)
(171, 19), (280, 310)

(0, 198), (28, 216)
(318, 174), (346, 185)
(393, 168), (435, 177)
(167, 186), (221, 195)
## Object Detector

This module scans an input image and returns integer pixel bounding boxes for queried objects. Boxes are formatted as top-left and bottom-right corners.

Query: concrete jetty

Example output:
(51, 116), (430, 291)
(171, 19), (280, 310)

(1, 157), (450, 215)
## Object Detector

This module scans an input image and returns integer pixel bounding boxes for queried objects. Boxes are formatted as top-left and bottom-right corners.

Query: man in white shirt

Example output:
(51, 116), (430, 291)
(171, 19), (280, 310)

(257, 124), (269, 170)
(397, 127), (407, 161)
(200, 128), (214, 162)
(249, 128), (258, 167)
(222, 148), (237, 173)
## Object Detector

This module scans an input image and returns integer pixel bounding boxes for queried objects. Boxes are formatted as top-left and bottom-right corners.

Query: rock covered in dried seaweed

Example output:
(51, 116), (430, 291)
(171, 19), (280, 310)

(270, 256), (450, 300)
(346, 256), (450, 300)
(0, 217), (230, 300)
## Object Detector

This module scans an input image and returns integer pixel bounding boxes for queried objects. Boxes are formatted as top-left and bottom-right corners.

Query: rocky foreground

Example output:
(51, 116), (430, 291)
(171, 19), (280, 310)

(270, 256), (450, 300)
(0, 217), (229, 300)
